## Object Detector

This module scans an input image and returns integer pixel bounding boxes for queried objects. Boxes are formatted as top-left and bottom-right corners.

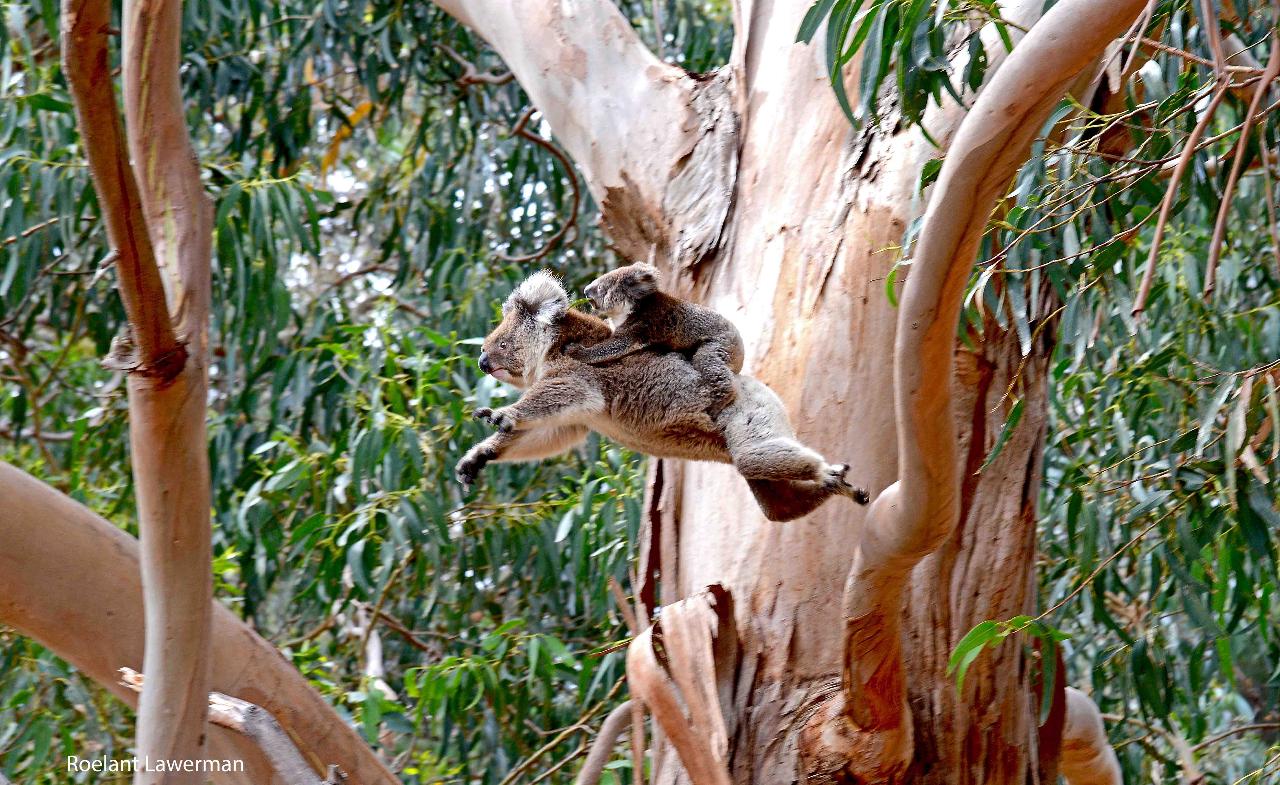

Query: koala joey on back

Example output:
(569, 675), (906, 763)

(571, 263), (744, 418)
(458, 270), (870, 522)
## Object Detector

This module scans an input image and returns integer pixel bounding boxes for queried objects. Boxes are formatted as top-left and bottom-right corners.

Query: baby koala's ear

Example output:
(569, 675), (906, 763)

(627, 263), (660, 297)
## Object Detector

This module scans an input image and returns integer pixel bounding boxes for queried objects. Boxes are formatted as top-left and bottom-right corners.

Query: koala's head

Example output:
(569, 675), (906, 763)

(583, 263), (659, 324)
(478, 270), (568, 387)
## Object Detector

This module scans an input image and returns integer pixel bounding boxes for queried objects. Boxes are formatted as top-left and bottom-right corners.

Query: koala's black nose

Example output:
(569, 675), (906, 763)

(478, 352), (493, 374)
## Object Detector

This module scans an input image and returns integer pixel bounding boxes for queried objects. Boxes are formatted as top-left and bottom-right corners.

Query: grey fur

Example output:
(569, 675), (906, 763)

(573, 263), (745, 418)
(459, 271), (870, 521)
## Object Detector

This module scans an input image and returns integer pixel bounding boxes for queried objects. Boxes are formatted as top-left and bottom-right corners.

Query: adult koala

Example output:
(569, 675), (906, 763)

(457, 270), (868, 521)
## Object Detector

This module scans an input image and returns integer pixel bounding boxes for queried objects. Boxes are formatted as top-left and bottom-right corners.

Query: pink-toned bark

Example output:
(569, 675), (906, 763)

(0, 462), (397, 785)
(430, 0), (1141, 781)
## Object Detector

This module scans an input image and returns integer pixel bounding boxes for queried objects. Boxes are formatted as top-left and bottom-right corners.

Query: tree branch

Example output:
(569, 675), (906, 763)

(120, 669), (332, 785)
(429, 0), (736, 265)
(832, 0), (1147, 778)
(122, 0), (214, 347)
(0, 461), (397, 785)
(63, 2), (217, 781)
(1062, 688), (1123, 785)
(61, 0), (184, 379)
(574, 700), (634, 785)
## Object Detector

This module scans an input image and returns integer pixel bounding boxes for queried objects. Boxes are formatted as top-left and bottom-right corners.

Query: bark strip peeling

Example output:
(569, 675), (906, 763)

(1060, 688), (1123, 785)
(626, 586), (737, 785)
(828, 0), (1147, 778)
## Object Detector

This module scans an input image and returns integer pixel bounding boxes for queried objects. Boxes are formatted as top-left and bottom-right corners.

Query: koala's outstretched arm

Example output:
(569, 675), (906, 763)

(567, 334), (648, 366)
(473, 376), (606, 432)
(456, 424), (589, 486)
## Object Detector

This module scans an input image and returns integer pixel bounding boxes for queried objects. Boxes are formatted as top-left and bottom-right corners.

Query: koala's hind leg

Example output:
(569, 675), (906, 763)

(569, 335), (646, 365)
(730, 437), (833, 483)
(691, 340), (740, 418)
(731, 439), (870, 510)
(747, 479), (837, 522)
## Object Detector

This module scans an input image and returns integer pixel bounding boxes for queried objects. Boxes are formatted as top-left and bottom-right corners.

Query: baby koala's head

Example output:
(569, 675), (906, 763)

(583, 263), (659, 324)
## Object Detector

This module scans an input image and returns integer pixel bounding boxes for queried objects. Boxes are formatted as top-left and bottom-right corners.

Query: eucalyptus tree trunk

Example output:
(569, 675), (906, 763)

(434, 0), (1139, 782)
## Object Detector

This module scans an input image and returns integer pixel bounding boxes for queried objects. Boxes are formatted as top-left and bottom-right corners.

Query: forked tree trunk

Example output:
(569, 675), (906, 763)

(3, 0), (1140, 782)
(437, 0), (1140, 782)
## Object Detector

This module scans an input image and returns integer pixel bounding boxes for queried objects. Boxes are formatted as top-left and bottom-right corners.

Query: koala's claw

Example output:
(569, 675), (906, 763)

(455, 448), (496, 487)
(824, 463), (870, 505)
(473, 407), (516, 433)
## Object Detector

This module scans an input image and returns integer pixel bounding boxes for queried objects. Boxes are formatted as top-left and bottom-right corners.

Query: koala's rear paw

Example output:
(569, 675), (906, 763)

(824, 464), (870, 505)
(821, 463), (850, 486)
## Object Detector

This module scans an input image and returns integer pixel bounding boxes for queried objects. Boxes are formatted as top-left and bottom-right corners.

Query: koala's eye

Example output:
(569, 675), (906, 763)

(499, 340), (510, 349)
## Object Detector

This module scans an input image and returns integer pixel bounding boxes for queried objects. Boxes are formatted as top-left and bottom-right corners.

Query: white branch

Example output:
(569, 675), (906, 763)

(1062, 688), (1124, 785)
(430, 0), (736, 264)
(829, 0), (1148, 777)
(120, 669), (329, 785)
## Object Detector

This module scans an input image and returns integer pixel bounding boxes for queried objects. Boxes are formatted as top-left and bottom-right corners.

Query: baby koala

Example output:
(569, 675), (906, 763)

(571, 263), (745, 418)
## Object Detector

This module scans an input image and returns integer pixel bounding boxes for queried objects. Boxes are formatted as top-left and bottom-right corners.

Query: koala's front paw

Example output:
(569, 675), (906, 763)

(456, 446), (496, 487)
(474, 406), (516, 433)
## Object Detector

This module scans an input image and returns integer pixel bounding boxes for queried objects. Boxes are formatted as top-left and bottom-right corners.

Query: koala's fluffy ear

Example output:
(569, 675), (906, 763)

(509, 270), (569, 325)
(627, 263), (660, 298)
(535, 295), (567, 325)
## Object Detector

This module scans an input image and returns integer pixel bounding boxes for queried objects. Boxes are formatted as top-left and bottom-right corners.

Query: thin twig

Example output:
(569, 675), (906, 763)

(1133, 80), (1230, 315)
(497, 108), (581, 264)
(1103, 713), (1203, 784)
(1263, 127), (1280, 278)
(436, 43), (514, 86)
(1204, 12), (1280, 297)
(1193, 723), (1280, 752)
(0, 217), (59, 249)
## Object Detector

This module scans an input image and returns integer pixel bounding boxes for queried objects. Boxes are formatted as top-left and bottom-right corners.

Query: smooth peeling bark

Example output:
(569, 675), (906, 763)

(116, 0), (217, 780)
(430, 0), (737, 267)
(0, 462), (398, 785)
(1060, 688), (1123, 785)
(425, 0), (1136, 781)
(813, 1), (1146, 778)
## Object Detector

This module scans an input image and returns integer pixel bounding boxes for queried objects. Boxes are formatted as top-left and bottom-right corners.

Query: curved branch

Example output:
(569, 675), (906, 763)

(122, 0), (214, 346)
(574, 700), (634, 785)
(61, 0), (183, 379)
(833, 0), (1147, 777)
(0, 462), (398, 785)
(1204, 17), (1280, 297)
(1062, 688), (1123, 785)
(496, 108), (581, 264)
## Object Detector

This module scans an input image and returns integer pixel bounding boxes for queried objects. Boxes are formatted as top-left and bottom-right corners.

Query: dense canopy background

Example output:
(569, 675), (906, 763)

(0, 0), (1277, 782)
